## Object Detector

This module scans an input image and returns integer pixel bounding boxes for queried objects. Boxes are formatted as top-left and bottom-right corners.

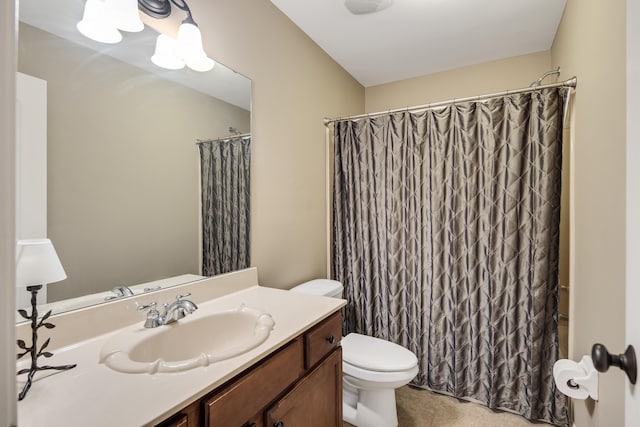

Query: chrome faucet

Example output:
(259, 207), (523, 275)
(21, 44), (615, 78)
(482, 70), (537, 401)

(138, 293), (198, 328)
(104, 285), (135, 301)
(112, 286), (134, 297)
(163, 294), (198, 324)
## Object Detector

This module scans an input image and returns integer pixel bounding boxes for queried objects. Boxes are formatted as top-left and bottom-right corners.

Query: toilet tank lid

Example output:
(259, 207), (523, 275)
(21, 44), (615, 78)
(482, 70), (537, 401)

(341, 333), (418, 372)
(290, 279), (343, 297)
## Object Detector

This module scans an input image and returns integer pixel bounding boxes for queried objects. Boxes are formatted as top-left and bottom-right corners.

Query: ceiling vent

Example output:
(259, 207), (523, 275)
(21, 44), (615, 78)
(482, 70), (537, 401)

(344, 0), (394, 15)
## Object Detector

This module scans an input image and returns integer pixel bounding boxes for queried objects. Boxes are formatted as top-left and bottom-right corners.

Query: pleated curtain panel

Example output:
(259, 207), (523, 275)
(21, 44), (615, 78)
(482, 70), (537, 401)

(333, 87), (570, 426)
(199, 136), (251, 276)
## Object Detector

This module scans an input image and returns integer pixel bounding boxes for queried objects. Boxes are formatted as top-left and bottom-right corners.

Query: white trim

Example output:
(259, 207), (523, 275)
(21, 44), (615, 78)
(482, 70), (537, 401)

(0, 0), (17, 424)
(566, 85), (576, 427)
(325, 123), (332, 278)
(197, 147), (203, 276)
(626, 0), (640, 425)
(568, 93), (576, 362)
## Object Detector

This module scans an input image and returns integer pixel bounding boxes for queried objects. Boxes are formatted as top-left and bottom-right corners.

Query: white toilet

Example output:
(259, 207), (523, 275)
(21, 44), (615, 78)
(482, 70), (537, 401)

(291, 279), (419, 427)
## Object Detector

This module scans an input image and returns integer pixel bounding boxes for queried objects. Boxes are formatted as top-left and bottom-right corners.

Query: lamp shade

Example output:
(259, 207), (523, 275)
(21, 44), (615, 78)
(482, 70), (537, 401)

(108, 0), (144, 33)
(184, 53), (215, 73)
(77, 0), (122, 44)
(151, 34), (185, 70)
(16, 239), (67, 288)
(177, 21), (214, 72)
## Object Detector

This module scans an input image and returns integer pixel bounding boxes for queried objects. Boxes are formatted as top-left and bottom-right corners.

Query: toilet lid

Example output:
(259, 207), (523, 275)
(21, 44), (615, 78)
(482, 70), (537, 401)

(341, 333), (417, 372)
(291, 279), (343, 297)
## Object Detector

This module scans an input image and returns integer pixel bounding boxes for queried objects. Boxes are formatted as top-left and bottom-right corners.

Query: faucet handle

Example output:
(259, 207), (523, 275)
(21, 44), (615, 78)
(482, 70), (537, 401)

(137, 301), (158, 312)
(137, 302), (161, 328)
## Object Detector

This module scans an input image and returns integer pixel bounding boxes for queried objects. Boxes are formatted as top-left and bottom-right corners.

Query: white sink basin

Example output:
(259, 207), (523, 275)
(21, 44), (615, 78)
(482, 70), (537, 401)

(99, 304), (275, 374)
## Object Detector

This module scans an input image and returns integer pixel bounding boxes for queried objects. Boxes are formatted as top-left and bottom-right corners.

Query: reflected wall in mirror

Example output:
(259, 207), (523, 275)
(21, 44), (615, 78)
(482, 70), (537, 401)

(16, 0), (252, 319)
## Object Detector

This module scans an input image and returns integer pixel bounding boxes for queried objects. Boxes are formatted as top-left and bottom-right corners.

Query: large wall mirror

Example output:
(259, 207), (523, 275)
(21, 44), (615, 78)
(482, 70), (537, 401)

(16, 0), (251, 319)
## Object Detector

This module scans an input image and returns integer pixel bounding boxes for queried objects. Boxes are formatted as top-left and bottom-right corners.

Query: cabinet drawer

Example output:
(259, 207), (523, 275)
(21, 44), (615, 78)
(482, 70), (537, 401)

(204, 337), (305, 426)
(305, 311), (342, 369)
(157, 413), (188, 427)
(156, 399), (200, 427)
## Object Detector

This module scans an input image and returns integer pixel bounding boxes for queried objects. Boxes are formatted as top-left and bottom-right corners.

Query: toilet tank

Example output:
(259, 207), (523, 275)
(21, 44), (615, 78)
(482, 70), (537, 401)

(290, 279), (344, 298)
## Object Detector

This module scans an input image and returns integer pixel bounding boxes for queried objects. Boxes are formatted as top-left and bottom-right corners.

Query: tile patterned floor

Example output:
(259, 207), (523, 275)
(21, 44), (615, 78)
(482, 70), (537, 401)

(344, 386), (553, 427)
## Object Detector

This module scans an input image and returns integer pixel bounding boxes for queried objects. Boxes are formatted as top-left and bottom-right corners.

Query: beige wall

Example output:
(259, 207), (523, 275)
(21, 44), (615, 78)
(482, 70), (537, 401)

(551, 0), (627, 425)
(365, 51), (552, 111)
(18, 23), (250, 301)
(187, 0), (365, 288)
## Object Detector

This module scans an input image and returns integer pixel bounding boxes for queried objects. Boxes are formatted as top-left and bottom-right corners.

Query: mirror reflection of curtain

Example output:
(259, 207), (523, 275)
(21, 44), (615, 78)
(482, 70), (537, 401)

(199, 136), (251, 276)
(333, 88), (570, 426)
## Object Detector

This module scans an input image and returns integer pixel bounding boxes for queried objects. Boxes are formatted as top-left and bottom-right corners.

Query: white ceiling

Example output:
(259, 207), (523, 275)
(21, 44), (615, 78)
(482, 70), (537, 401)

(270, 0), (567, 87)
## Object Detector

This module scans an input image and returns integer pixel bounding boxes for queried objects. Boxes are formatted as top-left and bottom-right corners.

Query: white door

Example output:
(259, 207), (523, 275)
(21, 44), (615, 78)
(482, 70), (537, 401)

(626, 0), (640, 425)
(15, 72), (48, 309)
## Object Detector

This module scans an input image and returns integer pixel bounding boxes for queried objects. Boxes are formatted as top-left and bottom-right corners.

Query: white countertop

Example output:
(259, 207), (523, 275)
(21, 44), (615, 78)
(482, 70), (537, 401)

(16, 285), (345, 426)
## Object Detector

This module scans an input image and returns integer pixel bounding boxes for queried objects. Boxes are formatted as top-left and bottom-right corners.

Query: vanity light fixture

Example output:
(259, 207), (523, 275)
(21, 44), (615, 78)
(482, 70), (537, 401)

(15, 239), (76, 401)
(77, 0), (214, 72)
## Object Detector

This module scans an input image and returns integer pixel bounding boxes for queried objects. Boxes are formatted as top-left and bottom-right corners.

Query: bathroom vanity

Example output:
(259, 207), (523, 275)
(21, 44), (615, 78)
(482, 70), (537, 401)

(158, 311), (343, 426)
(15, 268), (345, 426)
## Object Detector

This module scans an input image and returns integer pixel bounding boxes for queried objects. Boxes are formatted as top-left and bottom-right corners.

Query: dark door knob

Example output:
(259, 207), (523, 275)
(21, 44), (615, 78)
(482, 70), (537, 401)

(274, 422), (284, 427)
(591, 343), (637, 384)
(326, 335), (335, 344)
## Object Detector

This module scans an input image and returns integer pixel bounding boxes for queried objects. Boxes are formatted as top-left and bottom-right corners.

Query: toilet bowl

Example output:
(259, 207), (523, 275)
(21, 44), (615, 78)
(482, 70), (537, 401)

(291, 279), (419, 427)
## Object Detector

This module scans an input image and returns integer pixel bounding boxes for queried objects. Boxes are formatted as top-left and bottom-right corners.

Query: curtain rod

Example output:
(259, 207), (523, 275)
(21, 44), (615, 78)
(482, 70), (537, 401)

(195, 133), (251, 144)
(323, 76), (577, 126)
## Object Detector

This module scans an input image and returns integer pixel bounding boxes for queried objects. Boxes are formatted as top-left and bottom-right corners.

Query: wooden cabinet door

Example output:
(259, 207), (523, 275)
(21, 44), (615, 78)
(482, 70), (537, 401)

(265, 347), (342, 427)
(204, 338), (305, 426)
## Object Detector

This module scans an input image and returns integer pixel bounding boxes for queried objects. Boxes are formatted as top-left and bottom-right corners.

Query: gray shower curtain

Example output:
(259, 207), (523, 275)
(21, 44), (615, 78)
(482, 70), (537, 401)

(199, 136), (251, 276)
(333, 88), (569, 426)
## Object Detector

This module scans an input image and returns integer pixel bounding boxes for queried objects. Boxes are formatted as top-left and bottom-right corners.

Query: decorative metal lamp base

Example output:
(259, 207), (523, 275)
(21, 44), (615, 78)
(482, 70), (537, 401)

(16, 285), (76, 400)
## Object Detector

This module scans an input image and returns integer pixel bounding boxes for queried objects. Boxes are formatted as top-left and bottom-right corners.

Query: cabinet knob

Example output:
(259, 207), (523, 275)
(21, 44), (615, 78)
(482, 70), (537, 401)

(274, 422), (284, 427)
(326, 335), (335, 344)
